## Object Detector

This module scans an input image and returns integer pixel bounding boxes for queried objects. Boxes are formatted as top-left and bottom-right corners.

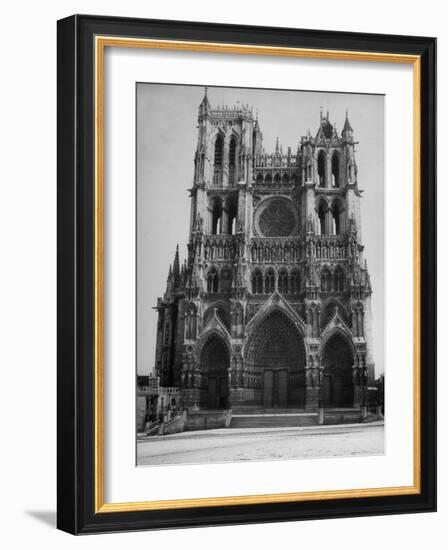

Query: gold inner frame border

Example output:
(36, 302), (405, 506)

(94, 35), (421, 514)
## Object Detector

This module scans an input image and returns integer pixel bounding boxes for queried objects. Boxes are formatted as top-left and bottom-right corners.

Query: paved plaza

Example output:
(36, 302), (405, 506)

(137, 422), (384, 466)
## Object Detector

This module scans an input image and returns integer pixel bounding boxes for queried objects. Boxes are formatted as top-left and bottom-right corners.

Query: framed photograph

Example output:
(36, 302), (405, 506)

(57, 15), (436, 534)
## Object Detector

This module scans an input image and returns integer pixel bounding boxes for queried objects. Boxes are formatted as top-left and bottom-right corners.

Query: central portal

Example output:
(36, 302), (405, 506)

(246, 310), (306, 408)
(263, 369), (288, 408)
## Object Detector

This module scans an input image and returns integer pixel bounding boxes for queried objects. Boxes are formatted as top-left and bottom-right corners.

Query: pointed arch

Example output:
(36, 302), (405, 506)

(331, 151), (340, 187)
(251, 268), (263, 294)
(265, 173), (272, 185)
(321, 331), (354, 407)
(264, 267), (276, 294)
(334, 265), (345, 292)
(245, 309), (307, 407)
(273, 173), (281, 186)
(317, 150), (326, 187)
(228, 136), (237, 184)
(320, 298), (349, 328)
(331, 198), (345, 235)
(220, 266), (233, 293)
(213, 133), (224, 186)
(320, 266), (332, 292)
(278, 268), (289, 294)
(225, 194), (238, 235)
(316, 197), (330, 235)
(214, 133), (224, 165)
(290, 269), (300, 294)
(199, 333), (230, 409)
(209, 196), (223, 235)
(203, 303), (231, 331)
(206, 266), (219, 293)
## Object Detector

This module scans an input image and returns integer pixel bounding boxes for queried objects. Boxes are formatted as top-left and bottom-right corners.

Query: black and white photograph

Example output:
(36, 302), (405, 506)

(136, 84), (385, 466)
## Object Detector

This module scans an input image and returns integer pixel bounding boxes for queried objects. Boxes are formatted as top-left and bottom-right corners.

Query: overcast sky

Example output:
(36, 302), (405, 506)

(137, 84), (384, 378)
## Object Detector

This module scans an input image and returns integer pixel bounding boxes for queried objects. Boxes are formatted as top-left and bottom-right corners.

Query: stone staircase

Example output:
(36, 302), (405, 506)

(229, 411), (318, 429)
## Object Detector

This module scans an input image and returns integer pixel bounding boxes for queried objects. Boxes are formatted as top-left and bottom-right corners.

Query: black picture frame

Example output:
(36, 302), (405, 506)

(57, 14), (436, 534)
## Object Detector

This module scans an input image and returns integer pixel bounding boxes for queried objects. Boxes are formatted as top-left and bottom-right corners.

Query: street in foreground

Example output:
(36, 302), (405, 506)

(137, 422), (384, 466)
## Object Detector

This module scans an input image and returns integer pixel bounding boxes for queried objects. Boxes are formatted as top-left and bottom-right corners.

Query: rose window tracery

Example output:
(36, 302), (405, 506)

(257, 199), (297, 237)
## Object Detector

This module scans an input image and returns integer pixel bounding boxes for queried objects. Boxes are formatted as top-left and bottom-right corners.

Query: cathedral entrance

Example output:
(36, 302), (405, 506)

(263, 369), (288, 408)
(246, 310), (306, 408)
(200, 335), (229, 409)
(321, 333), (354, 407)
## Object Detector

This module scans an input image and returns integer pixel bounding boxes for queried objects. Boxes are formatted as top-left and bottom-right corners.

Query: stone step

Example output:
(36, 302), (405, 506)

(231, 407), (308, 415)
(229, 414), (318, 429)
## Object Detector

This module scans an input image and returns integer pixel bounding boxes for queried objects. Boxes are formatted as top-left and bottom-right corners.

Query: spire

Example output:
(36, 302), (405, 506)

(275, 137), (280, 153)
(173, 245), (180, 287)
(199, 86), (211, 115)
(343, 109), (353, 134)
(318, 108), (333, 139)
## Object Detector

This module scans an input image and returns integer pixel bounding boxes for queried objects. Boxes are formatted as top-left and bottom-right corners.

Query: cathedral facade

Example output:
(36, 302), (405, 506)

(153, 89), (375, 413)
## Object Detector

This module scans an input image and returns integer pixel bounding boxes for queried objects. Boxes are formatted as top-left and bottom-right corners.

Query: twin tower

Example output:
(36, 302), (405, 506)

(154, 88), (375, 413)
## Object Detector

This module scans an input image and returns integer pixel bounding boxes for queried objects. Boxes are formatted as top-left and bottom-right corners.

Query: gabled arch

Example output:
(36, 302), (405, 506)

(203, 302), (231, 331)
(198, 332), (230, 409)
(320, 298), (349, 328)
(246, 296), (306, 336)
(320, 325), (355, 358)
(245, 307), (307, 361)
(320, 330), (354, 407)
(244, 308), (307, 407)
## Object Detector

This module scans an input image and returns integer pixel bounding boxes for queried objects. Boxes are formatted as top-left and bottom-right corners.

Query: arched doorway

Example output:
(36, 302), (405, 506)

(246, 310), (306, 408)
(200, 335), (229, 409)
(321, 333), (354, 407)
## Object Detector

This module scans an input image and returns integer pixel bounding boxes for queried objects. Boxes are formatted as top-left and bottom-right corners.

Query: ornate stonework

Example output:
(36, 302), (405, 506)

(257, 198), (297, 237)
(154, 90), (375, 413)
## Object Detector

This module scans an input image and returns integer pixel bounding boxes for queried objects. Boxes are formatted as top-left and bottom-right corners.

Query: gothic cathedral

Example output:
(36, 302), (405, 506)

(154, 89), (375, 413)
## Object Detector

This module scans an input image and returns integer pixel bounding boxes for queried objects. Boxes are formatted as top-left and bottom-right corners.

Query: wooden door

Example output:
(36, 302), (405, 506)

(263, 370), (273, 408)
(323, 374), (332, 406)
(278, 370), (288, 408)
(334, 375), (344, 407)
(207, 377), (217, 409)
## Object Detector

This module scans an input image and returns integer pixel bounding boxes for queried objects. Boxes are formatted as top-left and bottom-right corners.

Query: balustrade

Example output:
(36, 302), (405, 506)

(204, 235), (240, 260)
(250, 239), (302, 263)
